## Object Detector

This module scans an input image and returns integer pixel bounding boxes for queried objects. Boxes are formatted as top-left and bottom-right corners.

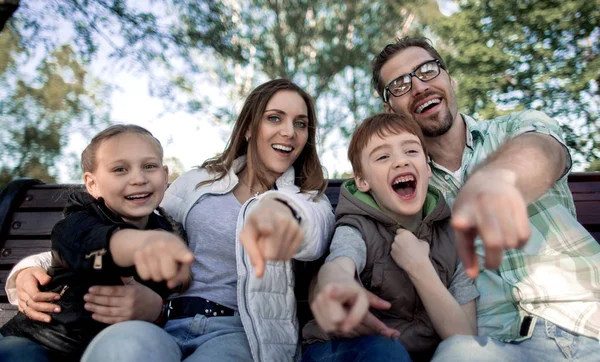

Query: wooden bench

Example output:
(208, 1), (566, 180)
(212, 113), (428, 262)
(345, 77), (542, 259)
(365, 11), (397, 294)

(1, 174), (599, 329)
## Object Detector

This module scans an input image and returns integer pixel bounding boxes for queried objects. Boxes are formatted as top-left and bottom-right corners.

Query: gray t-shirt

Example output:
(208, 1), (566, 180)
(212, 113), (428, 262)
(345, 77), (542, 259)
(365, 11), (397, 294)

(326, 225), (479, 305)
(180, 192), (241, 310)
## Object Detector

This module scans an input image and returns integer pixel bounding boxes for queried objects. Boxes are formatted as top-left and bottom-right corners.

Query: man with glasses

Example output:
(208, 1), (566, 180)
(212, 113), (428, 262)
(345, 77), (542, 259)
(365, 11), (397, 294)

(369, 37), (600, 361)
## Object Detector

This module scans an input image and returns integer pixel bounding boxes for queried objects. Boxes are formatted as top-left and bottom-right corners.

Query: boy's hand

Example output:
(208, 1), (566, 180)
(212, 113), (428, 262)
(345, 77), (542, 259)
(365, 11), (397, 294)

(133, 231), (194, 289)
(240, 198), (304, 278)
(391, 229), (430, 274)
(310, 282), (399, 338)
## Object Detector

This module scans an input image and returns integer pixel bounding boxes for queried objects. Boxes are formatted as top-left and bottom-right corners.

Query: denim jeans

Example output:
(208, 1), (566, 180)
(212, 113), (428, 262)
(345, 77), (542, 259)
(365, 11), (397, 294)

(0, 333), (51, 362)
(302, 335), (412, 362)
(81, 314), (252, 362)
(431, 318), (600, 361)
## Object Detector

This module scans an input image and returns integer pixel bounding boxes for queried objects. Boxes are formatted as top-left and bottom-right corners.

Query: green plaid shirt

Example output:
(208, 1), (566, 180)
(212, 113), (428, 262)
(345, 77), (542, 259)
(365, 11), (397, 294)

(430, 110), (600, 342)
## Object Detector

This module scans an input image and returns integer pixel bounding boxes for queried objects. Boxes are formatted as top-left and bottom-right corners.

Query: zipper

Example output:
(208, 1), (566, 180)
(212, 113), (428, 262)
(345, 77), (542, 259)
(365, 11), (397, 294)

(239, 198), (261, 361)
(85, 249), (107, 270)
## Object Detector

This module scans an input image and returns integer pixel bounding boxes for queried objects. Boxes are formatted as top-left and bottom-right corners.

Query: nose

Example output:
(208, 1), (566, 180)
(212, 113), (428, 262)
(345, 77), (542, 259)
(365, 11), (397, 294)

(130, 168), (148, 185)
(393, 154), (409, 169)
(411, 75), (430, 95)
(279, 119), (295, 138)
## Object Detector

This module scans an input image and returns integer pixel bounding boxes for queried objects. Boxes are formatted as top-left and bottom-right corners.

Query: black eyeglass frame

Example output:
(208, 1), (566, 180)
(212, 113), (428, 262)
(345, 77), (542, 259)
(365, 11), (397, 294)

(383, 59), (443, 103)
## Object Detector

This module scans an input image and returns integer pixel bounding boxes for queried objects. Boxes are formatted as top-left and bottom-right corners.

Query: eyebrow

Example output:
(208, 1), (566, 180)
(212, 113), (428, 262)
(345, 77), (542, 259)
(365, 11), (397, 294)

(368, 139), (422, 157)
(265, 109), (309, 119)
(106, 156), (161, 165)
(389, 59), (436, 84)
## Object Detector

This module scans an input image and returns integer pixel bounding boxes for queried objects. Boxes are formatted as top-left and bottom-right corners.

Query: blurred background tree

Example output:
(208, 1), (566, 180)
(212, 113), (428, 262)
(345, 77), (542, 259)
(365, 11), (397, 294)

(430, 0), (599, 165)
(0, 0), (598, 188)
(0, 24), (110, 186)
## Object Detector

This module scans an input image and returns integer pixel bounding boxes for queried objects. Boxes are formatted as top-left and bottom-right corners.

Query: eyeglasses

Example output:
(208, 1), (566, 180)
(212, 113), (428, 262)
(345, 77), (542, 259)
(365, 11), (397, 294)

(383, 59), (443, 102)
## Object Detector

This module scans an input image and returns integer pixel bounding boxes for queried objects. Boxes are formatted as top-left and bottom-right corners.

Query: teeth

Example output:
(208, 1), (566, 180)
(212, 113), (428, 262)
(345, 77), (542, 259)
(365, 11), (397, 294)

(392, 175), (415, 185)
(126, 193), (149, 199)
(272, 144), (292, 152)
(416, 99), (441, 114)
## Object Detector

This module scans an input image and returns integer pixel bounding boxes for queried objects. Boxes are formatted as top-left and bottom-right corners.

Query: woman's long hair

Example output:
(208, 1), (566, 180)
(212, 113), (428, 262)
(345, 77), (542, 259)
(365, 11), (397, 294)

(199, 79), (327, 196)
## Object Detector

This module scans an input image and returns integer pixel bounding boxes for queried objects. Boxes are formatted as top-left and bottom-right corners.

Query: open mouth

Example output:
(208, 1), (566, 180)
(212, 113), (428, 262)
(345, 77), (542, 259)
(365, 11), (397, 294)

(391, 174), (417, 198)
(272, 144), (293, 154)
(125, 193), (151, 201)
(415, 98), (441, 114)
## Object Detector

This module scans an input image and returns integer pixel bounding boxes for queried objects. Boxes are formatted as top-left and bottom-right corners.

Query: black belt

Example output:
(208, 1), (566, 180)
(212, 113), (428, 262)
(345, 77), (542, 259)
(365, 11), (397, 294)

(519, 316), (534, 336)
(169, 297), (235, 320)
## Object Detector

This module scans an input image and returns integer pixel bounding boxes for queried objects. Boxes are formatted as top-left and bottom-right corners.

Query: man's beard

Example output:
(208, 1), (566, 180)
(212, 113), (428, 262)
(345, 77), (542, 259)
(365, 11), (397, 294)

(420, 110), (453, 137)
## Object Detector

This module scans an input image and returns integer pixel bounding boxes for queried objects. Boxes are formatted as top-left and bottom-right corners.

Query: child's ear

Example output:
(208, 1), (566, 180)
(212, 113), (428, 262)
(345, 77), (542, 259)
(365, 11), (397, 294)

(83, 172), (99, 197)
(355, 174), (371, 193)
(427, 163), (432, 179)
(162, 165), (169, 188)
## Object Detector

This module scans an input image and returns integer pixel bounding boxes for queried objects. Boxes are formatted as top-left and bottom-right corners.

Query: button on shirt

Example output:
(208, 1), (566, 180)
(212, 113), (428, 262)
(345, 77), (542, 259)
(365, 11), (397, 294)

(429, 110), (600, 342)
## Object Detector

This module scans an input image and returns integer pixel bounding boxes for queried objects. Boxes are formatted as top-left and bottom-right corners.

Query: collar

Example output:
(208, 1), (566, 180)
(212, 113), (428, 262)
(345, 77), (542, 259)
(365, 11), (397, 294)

(461, 113), (484, 149)
(230, 155), (296, 190)
(341, 180), (448, 227)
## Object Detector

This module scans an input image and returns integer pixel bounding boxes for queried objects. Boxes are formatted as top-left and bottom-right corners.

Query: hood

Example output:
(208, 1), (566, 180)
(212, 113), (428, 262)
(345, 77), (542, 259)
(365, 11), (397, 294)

(336, 179), (450, 230)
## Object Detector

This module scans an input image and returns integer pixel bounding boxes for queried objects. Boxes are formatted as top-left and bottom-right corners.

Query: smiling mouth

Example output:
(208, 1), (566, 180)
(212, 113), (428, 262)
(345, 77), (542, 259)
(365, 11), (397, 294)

(415, 98), (441, 114)
(125, 193), (151, 200)
(272, 144), (293, 154)
(391, 174), (417, 198)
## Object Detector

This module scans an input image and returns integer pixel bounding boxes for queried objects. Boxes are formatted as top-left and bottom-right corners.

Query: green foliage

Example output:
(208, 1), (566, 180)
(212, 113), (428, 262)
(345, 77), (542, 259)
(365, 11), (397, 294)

(0, 24), (110, 187)
(432, 0), (600, 165)
(196, 0), (434, 153)
(2, 0), (597, 184)
(587, 159), (600, 172)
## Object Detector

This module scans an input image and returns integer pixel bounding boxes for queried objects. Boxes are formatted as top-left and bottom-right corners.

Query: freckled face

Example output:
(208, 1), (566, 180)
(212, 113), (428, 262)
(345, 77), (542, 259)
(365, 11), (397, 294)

(248, 90), (309, 179)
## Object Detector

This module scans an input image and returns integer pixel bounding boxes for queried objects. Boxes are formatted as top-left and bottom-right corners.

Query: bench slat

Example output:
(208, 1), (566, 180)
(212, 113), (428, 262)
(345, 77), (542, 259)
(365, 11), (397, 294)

(0, 271), (11, 298)
(7, 211), (63, 237)
(0, 239), (52, 265)
(575, 201), (600, 230)
(571, 189), (600, 202)
(0, 303), (18, 326)
(17, 187), (79, 210)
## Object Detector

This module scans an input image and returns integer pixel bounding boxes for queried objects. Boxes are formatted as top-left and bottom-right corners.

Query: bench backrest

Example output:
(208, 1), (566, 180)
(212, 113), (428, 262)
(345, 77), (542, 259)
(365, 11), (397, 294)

(1, 173), (599, 305)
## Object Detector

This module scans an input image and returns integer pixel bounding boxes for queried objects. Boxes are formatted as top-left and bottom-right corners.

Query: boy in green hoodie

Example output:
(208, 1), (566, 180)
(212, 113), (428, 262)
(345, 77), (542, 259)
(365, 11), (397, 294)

(302, 113), (478, 362)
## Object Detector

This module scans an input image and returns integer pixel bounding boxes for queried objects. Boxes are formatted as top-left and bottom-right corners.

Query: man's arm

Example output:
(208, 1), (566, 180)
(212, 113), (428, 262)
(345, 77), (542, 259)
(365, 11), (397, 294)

(452, 131), (568, 278)
(470, 132), (565, 202)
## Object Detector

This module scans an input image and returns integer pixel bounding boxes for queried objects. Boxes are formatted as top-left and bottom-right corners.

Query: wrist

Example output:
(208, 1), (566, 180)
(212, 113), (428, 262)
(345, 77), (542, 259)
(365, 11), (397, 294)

(471, 167), (517, 186)
(405, 261), (436, 282)
(318, 275), (358, 295)
(152, 299), (171, 327)
(274, 198), (302, 224)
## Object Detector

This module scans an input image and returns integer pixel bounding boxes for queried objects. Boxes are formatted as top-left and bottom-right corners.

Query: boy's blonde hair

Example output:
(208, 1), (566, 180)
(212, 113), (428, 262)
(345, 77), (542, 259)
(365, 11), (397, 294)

(348, 113), (427, 177)
(81, 124), (163, 173)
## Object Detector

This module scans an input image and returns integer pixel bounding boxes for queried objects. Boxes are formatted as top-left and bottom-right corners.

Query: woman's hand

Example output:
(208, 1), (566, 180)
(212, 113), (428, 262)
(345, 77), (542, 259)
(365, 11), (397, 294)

(240, 198), (304, 277)
(83, 277), (163, 324)
(15, 267), (60, 323)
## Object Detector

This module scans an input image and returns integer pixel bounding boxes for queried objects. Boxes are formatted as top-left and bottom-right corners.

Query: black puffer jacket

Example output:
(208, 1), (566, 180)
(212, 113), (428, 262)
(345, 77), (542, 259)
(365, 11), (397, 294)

(0, 191), (186, 361)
